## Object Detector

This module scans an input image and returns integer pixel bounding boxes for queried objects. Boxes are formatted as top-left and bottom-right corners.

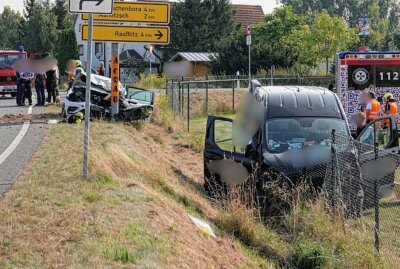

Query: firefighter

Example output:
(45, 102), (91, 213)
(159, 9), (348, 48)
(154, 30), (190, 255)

(383, 93), (398, 117)
(363, 90), (381, 123)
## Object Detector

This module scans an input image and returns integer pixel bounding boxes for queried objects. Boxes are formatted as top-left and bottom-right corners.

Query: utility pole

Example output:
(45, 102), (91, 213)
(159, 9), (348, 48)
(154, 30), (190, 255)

(246, 25), (252, 86)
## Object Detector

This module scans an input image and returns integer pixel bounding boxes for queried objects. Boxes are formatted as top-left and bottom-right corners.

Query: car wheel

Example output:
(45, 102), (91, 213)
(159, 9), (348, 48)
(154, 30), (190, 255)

(11, 93), (16, 98)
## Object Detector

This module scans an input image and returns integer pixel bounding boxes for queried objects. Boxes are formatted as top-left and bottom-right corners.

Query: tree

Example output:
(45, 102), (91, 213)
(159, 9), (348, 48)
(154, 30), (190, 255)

(212, 26), (248, 74)
(279, 0), (400, 51)
(53, 0), (72, 30)
(56, 28), (79, 74)
(23, 0), (36, 19)
(24, 2), (57, 53)
(164, 0), (235, 61)
(0, 7), (23, 48)
(212, 6), (312, 75)
(251, 6), (308, 70)
(284, 11), (356, 73)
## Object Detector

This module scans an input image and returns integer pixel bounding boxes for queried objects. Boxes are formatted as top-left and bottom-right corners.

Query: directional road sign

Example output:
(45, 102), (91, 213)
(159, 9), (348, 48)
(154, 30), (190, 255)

(69, 0), (113, 14)
(82, 1), (170, 24)
(81, 24), (170, 44)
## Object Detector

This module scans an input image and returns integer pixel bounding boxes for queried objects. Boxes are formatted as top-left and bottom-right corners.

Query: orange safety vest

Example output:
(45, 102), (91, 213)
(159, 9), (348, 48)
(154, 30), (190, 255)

(367, 99), (381, 121)
(384, 101), (398, 124)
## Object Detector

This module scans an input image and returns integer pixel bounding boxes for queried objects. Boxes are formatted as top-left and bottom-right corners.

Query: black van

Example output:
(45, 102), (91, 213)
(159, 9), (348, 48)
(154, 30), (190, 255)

(203, 80), (399, 201)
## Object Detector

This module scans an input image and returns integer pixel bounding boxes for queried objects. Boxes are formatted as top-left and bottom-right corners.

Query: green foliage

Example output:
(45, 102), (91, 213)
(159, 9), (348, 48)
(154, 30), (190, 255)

(23, 0), (36, 19)
(134, 73), (167, 89)
(23, 2), (57, 54)
(53, 0), (73, 30)
(212, 6), (309, 74)
(0, 7), (23, 48)
(290, 243), (328, 269)
(103, 247), (137, 263)
(164, 0), (235, 61)
(284, 10), (356, 71)
(56, 28), (79, 74)
(279, 0), (400, 51)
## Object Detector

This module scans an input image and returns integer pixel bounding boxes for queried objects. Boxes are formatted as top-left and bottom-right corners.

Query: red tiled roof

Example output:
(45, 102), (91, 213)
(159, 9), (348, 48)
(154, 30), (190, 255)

(232, 5), (265, 29)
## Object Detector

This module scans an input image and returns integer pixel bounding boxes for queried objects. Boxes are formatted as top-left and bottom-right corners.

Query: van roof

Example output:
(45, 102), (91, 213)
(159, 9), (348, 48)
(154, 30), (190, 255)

(254, 86), (343, 119)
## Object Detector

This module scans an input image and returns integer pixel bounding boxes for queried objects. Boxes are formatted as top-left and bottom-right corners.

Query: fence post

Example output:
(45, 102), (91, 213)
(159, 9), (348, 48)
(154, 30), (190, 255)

(206, 75), (209, 115)
(181, 77), (184, 115)
(178, 80), (181, 114)
(171, 79), (174, 111)
(375, 178), (380, 255)
(187, 83), (190, 132)
(330, 129), (337, 208)
(232, 80), (235, 112)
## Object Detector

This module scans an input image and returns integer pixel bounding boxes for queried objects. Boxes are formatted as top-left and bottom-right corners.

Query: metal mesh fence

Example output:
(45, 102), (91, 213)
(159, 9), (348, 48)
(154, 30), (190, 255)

(324, 131), (400, 263)
(166, 76), (335, 132)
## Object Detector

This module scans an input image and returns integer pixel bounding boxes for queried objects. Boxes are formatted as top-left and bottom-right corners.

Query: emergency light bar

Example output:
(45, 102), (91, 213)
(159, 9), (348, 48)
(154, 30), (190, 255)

(339, 51), (400, 66)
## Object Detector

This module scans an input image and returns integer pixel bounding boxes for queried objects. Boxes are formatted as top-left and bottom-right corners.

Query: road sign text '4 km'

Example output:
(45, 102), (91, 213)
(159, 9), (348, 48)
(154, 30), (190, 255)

(82, 1), (170, 24)
(81, 24), (170, 44)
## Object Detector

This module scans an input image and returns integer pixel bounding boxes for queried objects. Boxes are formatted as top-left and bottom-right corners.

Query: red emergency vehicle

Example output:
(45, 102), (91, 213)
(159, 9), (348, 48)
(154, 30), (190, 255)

(0, 49), (27, 97)
(336, 51), (400, 129)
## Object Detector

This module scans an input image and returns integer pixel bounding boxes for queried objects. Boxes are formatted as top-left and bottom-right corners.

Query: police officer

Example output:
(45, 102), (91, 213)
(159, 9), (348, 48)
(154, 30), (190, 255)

(35, 72), (46, 106)
(43, 52), (60, 104)
(21, 72), (33, 105)
(16, 71), (24, 106)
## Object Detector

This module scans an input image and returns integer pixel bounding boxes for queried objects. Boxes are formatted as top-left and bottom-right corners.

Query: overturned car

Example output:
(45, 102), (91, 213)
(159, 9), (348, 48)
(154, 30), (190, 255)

(62, 72), (154, 122)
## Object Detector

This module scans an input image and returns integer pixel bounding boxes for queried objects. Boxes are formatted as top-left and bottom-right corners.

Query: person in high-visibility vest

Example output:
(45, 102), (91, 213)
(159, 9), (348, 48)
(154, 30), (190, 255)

(364, 90), (381, 123)
(383, 92), (398, 126)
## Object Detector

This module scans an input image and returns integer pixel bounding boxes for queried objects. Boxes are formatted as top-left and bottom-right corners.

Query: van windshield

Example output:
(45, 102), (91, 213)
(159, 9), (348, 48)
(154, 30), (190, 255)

(266, 118), (348, 153)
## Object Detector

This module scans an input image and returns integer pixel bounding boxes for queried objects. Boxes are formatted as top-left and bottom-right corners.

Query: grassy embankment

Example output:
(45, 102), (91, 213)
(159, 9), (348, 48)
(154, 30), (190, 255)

(0, 100), (397, 268)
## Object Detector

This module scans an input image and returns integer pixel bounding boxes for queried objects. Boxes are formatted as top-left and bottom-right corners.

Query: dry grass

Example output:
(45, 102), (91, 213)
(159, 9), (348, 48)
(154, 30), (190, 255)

(152, 94), (391, 269)
(0, 111), (272, 268)
(0, 95), (396, 268)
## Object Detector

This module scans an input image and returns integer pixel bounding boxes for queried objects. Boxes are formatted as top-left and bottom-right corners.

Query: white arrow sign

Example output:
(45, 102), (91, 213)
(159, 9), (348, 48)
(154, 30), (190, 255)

(69, 0), (113, 14)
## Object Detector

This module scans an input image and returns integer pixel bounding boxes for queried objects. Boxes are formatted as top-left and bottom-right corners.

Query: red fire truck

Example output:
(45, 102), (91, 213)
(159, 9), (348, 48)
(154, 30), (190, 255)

(336, 51), (400, 129)
(0, 49), (27, 97)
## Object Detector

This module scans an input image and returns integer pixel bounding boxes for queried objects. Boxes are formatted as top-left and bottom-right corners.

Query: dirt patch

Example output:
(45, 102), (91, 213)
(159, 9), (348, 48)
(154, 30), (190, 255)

(0, 113), (61, 125)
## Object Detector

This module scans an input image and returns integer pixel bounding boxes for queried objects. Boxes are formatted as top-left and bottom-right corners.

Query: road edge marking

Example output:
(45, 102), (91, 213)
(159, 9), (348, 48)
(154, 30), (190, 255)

(0, 105), (33, 165)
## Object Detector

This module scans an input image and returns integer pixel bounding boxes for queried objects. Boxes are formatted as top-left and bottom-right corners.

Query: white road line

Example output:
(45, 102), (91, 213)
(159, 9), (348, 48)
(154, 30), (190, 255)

(0, 105), (33, 165)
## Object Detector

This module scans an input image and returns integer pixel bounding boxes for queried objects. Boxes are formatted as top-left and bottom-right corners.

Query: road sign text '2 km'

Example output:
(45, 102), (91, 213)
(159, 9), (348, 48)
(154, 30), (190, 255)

(81, 24), (170, 44)
(82, 1), (170, 24)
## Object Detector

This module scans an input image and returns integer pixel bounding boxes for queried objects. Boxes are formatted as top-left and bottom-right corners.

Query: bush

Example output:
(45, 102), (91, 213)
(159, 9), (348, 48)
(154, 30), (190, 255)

(290, 243), (328, 269)
(134, 73), (167, 89)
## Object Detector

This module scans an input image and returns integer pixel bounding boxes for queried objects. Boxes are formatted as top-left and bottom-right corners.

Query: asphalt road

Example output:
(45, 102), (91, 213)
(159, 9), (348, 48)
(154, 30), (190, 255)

(0, 95), (44, 197)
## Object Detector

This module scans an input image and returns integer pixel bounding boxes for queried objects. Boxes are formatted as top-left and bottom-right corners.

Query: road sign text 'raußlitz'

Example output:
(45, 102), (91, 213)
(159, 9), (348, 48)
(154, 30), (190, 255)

(81, 24), (170, 44)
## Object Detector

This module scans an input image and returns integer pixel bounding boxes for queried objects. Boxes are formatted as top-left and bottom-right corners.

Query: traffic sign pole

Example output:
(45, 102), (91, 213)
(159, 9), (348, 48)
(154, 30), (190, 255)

(247, 25), (252, 86)
(83, 14), (93, 179)
(111, 43), (119, 120)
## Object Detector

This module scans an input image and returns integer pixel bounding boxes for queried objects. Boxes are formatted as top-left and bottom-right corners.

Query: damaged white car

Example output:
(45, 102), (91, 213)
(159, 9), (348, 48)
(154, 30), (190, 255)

(62, 72), (154, 122)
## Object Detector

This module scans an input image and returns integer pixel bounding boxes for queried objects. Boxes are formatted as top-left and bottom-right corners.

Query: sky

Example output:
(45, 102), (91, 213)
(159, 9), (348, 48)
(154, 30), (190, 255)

(0, 0), (280, 15)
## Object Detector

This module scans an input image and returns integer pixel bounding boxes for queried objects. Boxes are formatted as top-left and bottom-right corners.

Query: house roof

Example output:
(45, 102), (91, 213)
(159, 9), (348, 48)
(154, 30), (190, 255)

(232, 5), (265, 28)
(168, 52), (218, 62)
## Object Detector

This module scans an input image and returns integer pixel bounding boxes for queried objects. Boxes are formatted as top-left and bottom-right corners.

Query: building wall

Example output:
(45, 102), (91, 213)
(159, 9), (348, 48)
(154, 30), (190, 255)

(192, 63), (209, 76)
